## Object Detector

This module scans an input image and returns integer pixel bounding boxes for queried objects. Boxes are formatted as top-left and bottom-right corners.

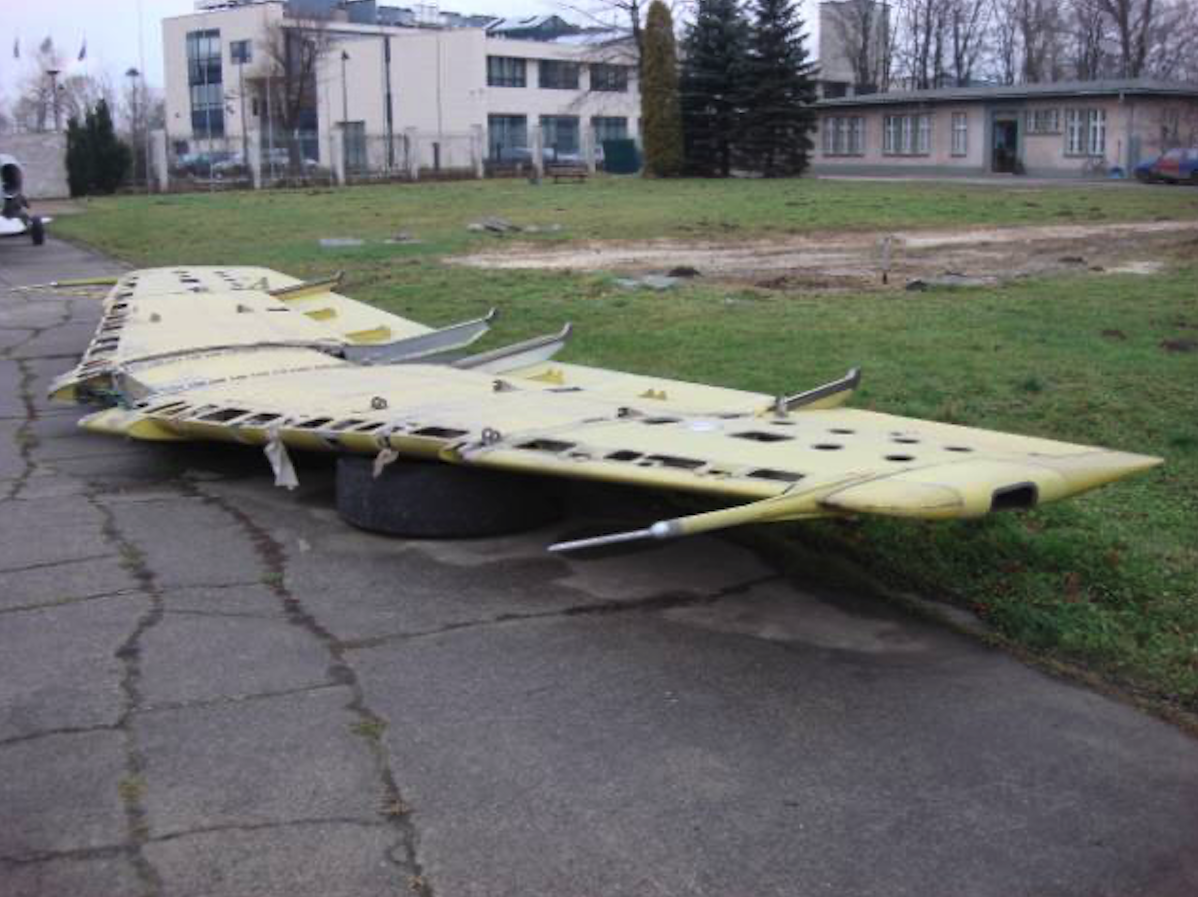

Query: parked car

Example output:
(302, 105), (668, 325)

(261, 148), (322, 172)
(174, 151), (236, 177)
(1134, 147), (1198, 184)
(211, 153), (249, 177)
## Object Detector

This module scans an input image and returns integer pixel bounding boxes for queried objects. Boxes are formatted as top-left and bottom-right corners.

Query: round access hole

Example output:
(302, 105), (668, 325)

(885, 454), (915, 462)
(944, 446), (974, 453)
(812, 443), (843, 451)
(829, 428), (855, 435)
(892, 436), (920, 444)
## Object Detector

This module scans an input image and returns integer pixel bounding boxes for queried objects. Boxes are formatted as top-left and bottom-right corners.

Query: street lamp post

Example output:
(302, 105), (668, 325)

(340, 49), (350, 175)
(266, 71), (276, 181)
(46, 68), (61, 131)
(126, 67), (142, 188)
(231, 42), (250, 181)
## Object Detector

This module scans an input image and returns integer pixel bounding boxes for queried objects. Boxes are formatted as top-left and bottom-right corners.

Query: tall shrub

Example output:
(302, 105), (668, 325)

(65, 116), (91, 198)
(641, 0), (684, 177)
(66, 100), (131, 196)
(89, 100), (132, 194)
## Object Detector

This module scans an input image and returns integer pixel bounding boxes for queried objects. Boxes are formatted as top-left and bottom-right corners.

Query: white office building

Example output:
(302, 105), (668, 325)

(162, 1), (640, 176)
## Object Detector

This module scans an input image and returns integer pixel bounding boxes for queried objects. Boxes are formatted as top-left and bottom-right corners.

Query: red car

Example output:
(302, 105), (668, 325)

(1134, 147), (1198, 184)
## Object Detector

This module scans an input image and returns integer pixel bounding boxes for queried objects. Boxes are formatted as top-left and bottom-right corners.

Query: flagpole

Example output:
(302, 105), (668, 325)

(138, 0), (151, 191)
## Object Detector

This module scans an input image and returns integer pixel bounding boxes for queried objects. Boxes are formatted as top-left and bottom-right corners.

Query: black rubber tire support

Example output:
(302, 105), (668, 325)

(30, 217), (45, 246)
(336, 455), (564, 538)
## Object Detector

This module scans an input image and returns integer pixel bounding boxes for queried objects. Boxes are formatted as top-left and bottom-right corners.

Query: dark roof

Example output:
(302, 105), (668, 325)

(816, 79), (1198, 108)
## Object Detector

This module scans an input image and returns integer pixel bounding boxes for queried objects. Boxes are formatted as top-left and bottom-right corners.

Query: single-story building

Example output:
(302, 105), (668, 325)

(812, 79), (1198, 178)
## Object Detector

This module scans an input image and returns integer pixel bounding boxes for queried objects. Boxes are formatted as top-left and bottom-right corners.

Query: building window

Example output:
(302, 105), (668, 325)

(539, 60), (580, 90)
(1025, 108), (1059, 134)
(188, 84), (225, 138)
(488, 114), (528, 161)
(849, 117), (864, 155)
(1088, 108), (1106, 156)
(882, 113), (932, 156)
(186, 28), (224, 137)
(951, 112), (968, 156)
(590, 64), (628, 92)
(487, 56), (526, 88)
(230, 39), (252, 65)
(821, 116), (864, 156)
(540, 115), (580, 158)
(592, 116), (628, 144)
(1065, 108), (1105, 155)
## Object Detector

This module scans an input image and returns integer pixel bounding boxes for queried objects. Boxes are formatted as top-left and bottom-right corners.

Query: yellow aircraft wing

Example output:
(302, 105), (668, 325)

(50, 267), (1161, 550)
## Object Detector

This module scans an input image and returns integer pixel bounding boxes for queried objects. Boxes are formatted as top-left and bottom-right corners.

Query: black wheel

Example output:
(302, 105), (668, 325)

(29, 216), (45, 246)
(336, 455), (564, 538)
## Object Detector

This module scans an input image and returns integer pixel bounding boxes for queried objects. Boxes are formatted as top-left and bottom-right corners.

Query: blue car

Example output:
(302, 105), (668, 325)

(1134, 147), (1198, 184)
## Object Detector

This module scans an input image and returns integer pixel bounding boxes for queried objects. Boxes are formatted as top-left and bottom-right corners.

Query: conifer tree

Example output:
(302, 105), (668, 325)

(67, 101), (131, 197)
(641, 0), (684, 177)
(65, 116), (91, 198)
(88, 100), (132, 194)
(740, 0), (817, 176)
(680, 0), (749, 177)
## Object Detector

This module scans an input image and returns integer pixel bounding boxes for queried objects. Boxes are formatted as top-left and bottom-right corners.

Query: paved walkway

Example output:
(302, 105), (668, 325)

(2, 238), (1198, 897)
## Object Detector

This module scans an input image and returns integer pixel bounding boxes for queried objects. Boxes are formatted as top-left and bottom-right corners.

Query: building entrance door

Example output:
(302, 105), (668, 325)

(992, 120), (1019, 173)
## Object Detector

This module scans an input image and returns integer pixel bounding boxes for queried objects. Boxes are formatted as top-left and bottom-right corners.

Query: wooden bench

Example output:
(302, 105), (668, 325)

(548, 165), (589, 184)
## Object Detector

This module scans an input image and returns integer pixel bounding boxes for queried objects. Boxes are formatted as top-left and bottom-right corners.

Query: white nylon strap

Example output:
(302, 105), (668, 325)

(264, 426), (300, 490)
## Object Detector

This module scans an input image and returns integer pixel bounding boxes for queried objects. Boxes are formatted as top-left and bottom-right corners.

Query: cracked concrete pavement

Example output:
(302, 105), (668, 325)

(2, 238), (1198, 897)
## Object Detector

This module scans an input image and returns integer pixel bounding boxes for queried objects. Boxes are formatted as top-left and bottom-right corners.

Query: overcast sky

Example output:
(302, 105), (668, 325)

(2, 0), (820, 102)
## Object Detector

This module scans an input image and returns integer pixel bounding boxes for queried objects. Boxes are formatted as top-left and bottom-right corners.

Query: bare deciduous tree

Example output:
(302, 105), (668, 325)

(891, 0), (944, 88)
(558, 0), (646, 78)
(828, 0), (890, 90)
(1016, 0), (1065, 82)
(885, 0), (1192, 87)
(891, 0), (989, 90)
(988, 0), (1020, 83)
(1142, 0), (1198, 80)
(10, 37), (113, 132)
(946, 0), (990, 85)
(1098, 0), (1155, 77)
(248, 15), (336, 168)
(1068, 0), (1111, 80)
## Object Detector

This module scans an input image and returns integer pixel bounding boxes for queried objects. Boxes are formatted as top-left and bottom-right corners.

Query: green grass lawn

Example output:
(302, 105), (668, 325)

(54, 177), (1198, 712)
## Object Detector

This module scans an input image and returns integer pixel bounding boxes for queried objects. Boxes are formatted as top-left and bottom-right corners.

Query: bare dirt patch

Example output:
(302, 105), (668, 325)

(453, 219), (1198, 290)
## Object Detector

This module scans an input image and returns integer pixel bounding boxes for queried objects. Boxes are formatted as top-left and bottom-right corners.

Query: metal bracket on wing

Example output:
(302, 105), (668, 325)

(342, 308), (499, 365)
(268, 271), (345, 300)
(770, 367), (861, 416)
(451, 323), (573, 374)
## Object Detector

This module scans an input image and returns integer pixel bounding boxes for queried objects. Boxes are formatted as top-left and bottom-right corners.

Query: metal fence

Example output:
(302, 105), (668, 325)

(163, 132), (335, 191)
(153, 125), (631, 193)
